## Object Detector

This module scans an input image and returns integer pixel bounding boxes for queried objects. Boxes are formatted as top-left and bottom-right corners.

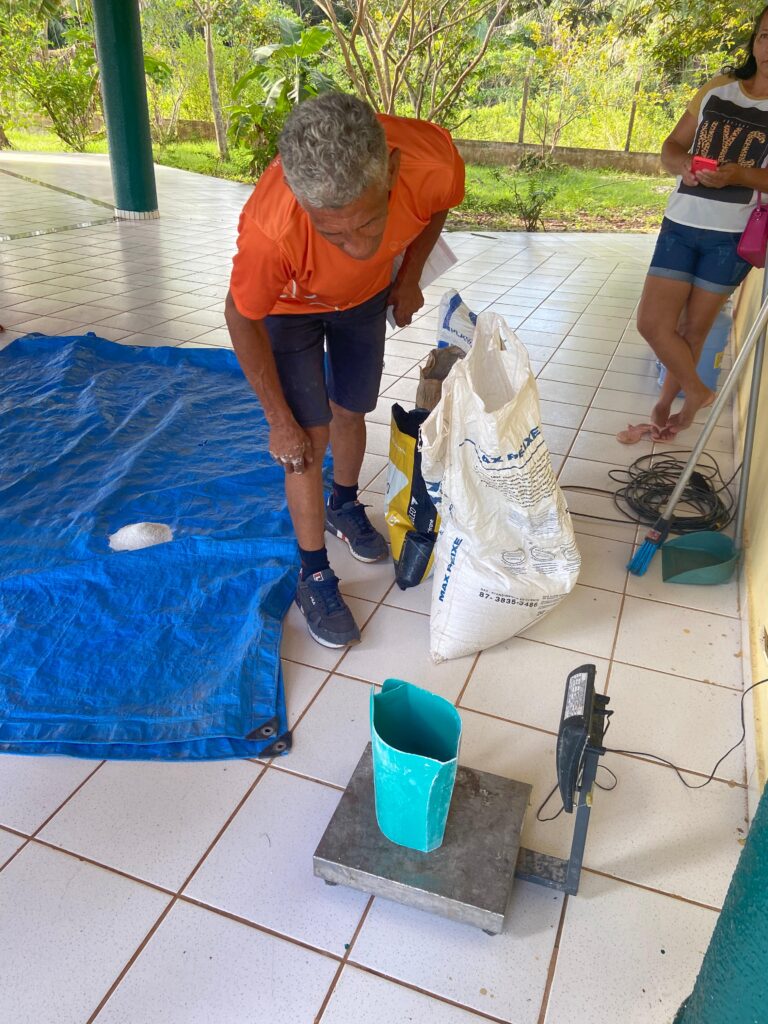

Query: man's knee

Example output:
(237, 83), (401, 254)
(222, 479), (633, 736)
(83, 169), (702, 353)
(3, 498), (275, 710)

(304, 424), (330, 459)
(329, 401), (365, 424)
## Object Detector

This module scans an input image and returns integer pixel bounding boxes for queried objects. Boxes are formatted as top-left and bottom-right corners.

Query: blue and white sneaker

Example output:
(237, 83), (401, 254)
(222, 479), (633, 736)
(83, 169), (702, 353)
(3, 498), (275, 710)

(325, 500), (388, 563)
(295, 568), (361, 648)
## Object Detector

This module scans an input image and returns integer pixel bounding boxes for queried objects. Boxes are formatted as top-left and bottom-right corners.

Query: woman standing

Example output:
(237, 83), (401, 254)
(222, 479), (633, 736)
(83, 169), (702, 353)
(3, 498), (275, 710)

(637, 6), (768, 439)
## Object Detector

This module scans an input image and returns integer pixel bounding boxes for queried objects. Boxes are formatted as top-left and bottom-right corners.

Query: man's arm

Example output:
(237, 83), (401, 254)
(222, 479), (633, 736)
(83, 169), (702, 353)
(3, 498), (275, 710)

(389, 209), (449, 328)
(224, 291), (313, 474)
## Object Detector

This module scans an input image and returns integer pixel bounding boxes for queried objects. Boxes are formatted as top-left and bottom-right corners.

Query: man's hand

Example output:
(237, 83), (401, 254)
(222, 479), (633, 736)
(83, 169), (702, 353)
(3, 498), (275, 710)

(695, 163), (742, 189)
(389, 273), (424, 328)
(269, 419), (314, 474)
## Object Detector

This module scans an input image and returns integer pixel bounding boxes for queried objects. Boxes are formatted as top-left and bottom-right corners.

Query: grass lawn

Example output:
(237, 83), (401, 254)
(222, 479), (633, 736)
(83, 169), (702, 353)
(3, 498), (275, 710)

(456, 164), (672, 233)
(7, 130), (671, 233)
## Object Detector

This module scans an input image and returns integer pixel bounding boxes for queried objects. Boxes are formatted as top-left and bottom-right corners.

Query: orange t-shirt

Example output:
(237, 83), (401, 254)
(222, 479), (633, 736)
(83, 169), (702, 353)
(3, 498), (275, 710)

(229, 114), (465, 320)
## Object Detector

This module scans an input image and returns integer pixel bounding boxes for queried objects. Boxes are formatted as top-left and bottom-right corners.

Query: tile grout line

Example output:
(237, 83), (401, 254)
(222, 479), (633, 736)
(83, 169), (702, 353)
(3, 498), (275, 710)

(176, 894), (346, 962)
(0, 759), (105, 874)
(313, 897), (375, 1023)
(535, 893), (570, 1024)
(84, 763), (274, 1023)
(344, 960), (513, 1024)
(0, 165), (115, 210)
(85, 901), (177, 1024)
(265, 761), (347, 792)
(454, 651), (482, 708)
(581, 865), (723, 913)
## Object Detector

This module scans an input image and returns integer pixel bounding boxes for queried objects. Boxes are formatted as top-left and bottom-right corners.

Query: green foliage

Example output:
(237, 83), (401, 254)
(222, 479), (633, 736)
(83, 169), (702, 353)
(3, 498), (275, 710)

(505, 171), (559, 231)
(143, 54), (174, 87)
(0, 8), (100, 151)
(229, 16), (337, 172)
(517, 151), (564, 173)
(456, 161), (671, 231)
(232, 19), (335, 113)
(622, 0), (754, 79)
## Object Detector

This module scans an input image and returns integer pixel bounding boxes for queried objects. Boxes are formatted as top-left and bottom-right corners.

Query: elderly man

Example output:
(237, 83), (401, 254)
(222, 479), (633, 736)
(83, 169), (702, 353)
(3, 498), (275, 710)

(225, 92), (465, 648)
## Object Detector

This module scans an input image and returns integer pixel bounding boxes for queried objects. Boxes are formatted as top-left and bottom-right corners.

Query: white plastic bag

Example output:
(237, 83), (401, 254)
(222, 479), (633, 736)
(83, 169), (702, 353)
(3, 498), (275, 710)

(435, 289), (477, 352)
(420, 312), (580, 663)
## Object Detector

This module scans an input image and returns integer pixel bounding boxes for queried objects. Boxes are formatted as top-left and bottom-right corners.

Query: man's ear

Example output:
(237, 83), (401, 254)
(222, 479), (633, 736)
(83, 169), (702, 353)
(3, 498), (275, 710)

(387, 148), (401, 190)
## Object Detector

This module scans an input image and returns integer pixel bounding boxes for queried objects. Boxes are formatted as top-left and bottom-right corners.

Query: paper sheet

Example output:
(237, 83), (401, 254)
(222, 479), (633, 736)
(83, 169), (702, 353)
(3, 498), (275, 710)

(387, 236), (457, 329)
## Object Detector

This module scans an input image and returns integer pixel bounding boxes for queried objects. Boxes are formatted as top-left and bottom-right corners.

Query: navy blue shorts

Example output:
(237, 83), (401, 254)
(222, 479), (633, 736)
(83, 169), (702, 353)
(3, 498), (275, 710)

(648, 217), (751, 295)
(264, 288), (388, 428)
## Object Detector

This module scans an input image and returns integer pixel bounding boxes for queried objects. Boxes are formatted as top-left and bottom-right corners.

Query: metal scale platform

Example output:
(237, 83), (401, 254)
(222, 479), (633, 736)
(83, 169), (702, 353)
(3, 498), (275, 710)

(314, 665), (611, 934)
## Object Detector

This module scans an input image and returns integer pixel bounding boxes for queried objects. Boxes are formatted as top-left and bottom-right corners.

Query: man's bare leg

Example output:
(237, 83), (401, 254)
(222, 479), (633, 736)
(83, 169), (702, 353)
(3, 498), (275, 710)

(328, 400), (366, 487)
(284, 424), (329, 549)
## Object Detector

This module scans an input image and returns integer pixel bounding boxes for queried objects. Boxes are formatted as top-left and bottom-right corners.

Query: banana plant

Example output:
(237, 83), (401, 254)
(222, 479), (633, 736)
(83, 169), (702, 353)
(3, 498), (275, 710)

(231, 18), (336, 116)
(228, 18), (336, 174)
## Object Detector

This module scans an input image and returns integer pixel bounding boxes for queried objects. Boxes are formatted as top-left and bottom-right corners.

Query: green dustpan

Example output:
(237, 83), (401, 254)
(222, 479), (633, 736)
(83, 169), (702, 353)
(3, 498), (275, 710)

(662, 532), (740, 585)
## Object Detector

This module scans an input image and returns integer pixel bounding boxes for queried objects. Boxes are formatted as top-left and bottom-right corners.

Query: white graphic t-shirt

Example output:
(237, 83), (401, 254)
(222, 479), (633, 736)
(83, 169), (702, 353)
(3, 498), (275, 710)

(665, 75), (768, 233)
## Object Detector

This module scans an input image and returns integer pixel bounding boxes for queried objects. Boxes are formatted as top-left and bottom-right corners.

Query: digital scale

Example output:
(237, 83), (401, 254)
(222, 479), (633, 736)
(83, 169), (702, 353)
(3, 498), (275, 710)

(314, 665), (612, 934)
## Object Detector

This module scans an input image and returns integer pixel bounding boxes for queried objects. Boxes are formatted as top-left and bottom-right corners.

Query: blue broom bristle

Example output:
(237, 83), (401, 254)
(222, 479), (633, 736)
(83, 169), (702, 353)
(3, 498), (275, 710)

(627, 538), (658, 576)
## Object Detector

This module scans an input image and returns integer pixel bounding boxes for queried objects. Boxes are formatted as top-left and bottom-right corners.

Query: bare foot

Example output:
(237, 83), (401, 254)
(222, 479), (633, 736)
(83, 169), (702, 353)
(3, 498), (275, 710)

(664, 386), (715, 437)
(650, 399), (672, 439)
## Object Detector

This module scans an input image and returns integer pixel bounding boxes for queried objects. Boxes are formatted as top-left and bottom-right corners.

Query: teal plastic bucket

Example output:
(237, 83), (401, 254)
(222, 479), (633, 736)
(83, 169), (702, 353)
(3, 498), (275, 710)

(370, 679), (462, 853)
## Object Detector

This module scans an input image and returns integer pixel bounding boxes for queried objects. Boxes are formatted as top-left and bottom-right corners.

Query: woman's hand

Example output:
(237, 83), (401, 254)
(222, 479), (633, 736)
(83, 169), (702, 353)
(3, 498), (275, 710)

(680, 156), (699, 187)
(695, 163), (742, 189)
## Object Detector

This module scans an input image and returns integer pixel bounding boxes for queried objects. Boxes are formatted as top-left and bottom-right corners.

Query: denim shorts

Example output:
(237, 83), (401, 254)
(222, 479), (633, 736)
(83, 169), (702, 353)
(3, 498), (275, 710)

(648, 217), (751, 294)
(264, 288), (388, 428)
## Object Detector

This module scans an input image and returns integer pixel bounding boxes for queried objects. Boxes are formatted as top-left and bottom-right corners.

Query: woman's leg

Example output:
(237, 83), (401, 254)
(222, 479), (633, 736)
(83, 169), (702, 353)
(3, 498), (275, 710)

(636, 275), (699, 436)
(663, 285), (729, 435)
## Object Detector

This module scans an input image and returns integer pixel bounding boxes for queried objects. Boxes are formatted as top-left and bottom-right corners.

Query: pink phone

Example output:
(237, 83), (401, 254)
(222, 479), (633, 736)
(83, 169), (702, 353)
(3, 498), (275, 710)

(691, 155), (718, 173)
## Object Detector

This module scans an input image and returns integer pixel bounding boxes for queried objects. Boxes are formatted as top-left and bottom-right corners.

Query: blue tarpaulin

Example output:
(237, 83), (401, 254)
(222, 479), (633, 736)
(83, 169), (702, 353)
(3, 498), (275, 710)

(0, 334), (299, 759)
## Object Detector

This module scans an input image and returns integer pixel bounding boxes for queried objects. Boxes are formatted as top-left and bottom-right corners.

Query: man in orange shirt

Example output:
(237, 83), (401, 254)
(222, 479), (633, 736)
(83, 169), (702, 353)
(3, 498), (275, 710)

(225, 92), (465, 648)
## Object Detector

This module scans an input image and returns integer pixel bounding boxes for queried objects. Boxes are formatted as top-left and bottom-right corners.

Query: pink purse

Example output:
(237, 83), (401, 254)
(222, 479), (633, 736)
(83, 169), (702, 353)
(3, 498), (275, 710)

(738, 192), (768, 267)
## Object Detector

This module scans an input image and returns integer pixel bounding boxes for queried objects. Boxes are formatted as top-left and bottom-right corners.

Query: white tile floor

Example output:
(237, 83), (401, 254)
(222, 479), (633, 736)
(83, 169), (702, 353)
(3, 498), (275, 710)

(0, 153), (750, 1024)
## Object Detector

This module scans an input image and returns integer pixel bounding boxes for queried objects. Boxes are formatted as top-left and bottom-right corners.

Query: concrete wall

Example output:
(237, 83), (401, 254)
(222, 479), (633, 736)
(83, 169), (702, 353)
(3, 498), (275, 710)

(731, 270), (768, 808)
(155, 121), (669, 174)
(170, 119), (217, 142)
(453, 139), (664, 175)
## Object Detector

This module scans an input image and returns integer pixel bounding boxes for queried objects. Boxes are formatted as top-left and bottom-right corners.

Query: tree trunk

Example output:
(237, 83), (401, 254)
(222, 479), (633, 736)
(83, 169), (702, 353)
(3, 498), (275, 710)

(203, 19), (229, 161)
(0, 124), (13, 149)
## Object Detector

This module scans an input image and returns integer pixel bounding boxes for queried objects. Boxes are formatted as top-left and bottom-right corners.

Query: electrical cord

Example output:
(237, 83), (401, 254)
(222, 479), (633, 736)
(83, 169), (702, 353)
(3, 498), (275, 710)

(535, 678), (768, 819)
(536, 764), (617, 822)
(604, 677), (768, 789)
(561, 451), (741, 534)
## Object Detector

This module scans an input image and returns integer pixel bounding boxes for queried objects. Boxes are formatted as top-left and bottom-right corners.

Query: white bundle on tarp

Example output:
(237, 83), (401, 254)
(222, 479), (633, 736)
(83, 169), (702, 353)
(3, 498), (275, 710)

(420, 311), (580, 663)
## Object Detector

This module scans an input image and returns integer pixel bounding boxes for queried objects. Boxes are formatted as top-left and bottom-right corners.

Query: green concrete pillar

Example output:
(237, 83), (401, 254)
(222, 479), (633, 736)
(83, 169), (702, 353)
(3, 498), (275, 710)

(92, 0), (158, 219)
(675, 782), (768, 1024)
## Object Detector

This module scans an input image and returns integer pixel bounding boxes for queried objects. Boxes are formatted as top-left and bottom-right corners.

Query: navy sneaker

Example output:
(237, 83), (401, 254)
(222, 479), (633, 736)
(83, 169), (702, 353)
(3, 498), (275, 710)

(295, 568), (361, 648)
(325, 500), (388, 563)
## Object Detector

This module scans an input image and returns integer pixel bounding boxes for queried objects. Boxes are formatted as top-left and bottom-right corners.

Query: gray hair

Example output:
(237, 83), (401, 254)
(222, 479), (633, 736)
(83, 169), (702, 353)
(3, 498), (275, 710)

(278, 93), (389, 209)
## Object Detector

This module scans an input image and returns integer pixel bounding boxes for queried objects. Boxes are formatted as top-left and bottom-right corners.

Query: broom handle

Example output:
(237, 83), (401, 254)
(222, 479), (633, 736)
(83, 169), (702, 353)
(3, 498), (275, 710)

(733, 271), (768, 549)
(660, 287), (768, 520)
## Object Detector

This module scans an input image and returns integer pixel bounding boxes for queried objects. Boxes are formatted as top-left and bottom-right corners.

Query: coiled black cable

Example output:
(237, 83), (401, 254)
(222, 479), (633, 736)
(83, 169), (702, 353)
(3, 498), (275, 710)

(562, 451), (739, 534)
